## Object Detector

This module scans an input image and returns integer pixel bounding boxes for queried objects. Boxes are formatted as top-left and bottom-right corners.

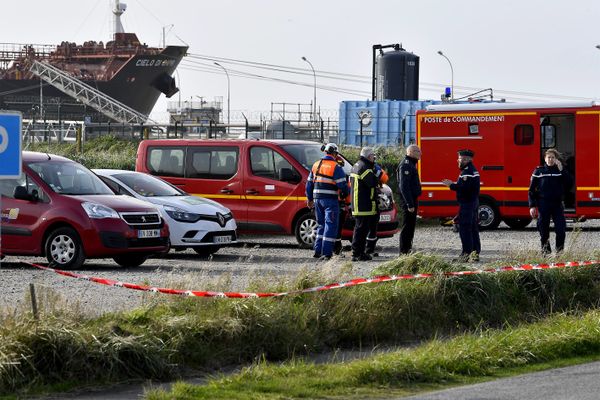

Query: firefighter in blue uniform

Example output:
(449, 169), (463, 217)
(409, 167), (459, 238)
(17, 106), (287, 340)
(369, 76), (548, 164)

(442, 149), (481, 262)
(398, 144), (422, 255)
(306, 143), (349, 260)
(350, 147), (379, 262)
(528, 148), (572, 255)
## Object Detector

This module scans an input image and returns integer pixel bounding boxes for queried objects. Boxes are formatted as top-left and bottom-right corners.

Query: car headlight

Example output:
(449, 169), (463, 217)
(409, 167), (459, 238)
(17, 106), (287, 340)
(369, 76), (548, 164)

(81, 202), (119, 219)
(164, 205), (201, 223)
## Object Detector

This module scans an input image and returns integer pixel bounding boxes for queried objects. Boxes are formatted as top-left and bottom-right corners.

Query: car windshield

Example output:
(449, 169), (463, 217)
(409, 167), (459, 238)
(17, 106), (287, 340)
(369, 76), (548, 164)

(114, 172), (184, 197)
(28, 161), (114, 195)
(280, 143), (352, 175)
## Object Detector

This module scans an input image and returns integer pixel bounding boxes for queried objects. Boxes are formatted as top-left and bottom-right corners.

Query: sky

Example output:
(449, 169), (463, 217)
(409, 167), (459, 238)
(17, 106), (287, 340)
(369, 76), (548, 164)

(3, 0), (600, 122)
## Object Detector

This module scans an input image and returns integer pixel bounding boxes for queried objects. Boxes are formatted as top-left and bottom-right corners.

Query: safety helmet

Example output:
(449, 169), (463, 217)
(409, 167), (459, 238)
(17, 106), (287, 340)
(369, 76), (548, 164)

(322, 143), (339, 155)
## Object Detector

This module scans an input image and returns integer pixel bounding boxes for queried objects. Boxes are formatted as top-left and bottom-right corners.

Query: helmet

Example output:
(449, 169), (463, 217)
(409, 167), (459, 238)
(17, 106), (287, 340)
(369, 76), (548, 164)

(322, 143), (339, 155)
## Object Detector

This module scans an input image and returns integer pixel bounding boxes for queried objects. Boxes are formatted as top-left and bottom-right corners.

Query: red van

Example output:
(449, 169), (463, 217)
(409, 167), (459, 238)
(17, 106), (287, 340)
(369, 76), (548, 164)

(135, 139), (399, 247)
(0, 152), (169, 269)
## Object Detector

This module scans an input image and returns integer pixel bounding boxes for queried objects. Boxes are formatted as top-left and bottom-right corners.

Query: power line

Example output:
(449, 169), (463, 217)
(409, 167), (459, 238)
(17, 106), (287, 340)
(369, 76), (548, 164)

(185, 53), (594, 102)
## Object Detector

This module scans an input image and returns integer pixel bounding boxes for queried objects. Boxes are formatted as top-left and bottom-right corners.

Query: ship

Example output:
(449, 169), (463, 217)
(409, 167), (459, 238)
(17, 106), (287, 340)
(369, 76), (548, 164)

(0, 0), (187, 122)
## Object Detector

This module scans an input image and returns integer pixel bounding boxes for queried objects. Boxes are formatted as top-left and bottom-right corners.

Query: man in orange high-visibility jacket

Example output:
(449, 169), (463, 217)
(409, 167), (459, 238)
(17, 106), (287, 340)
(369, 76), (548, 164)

(306, 143), (349, 260)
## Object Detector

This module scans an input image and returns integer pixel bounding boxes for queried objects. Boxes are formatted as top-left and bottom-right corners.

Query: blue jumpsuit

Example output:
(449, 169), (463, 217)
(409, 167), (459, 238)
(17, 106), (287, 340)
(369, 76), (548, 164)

(306, 155), (349, 257)
(449, 162), (481, 257)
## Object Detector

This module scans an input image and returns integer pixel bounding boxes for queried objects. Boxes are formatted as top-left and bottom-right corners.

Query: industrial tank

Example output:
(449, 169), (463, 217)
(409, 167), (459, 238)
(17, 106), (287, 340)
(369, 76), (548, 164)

(374, 44), (419, 101)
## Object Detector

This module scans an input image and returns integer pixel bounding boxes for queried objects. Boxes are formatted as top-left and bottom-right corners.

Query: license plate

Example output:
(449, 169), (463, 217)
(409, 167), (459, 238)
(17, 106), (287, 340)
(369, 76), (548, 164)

(138, 229), (160, 238)
(379, 214), (391, 222)
(213, 235), (232, 244)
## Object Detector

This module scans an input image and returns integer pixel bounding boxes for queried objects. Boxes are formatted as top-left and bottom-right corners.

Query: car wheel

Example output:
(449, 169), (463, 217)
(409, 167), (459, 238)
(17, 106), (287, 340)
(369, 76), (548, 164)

(113, 254), (148, 267)
(45, 227), (85, 269)
(193, 246), (220, 257)
(478, 199), (501, 230)
(295, 212), (318, 248)
(503, 217), (532, 230)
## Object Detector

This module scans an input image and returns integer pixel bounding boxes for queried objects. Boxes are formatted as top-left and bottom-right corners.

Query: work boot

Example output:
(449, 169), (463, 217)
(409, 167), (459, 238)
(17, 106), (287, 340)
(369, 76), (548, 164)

(452, 254), (470, 263)
(312, 252), (321, 258)
(319, 255), (332, 261)
(351, 254), (372, 262)
(470, 252), (480, 262)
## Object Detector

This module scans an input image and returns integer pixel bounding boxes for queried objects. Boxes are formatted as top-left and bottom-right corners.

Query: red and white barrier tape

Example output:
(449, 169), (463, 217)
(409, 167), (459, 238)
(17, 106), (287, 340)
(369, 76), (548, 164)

(25, 260), (600, 299)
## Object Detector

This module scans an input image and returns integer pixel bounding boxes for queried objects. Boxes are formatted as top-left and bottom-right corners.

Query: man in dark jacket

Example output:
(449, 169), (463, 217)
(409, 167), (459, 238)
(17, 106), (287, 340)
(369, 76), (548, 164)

(442, 149), (481, 262)
(398, 144), (422, 254)
(528, 148), (572, 255)
(350, 147), (378, 262)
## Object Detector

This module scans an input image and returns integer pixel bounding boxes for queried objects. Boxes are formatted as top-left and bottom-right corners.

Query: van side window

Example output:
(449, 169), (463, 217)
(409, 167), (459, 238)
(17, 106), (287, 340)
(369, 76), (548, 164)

(186, 147), (238, 180)
(250, 146), (294, 181)
(148, 147), (185, 177)
(514, 125), (534, 145)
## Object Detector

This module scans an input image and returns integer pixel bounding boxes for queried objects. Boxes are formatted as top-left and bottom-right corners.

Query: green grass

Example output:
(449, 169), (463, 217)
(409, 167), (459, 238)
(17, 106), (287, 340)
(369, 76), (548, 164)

(3, 254), (600, 396)
(145, 310), (600, 399)
(25, 135), (139, 170)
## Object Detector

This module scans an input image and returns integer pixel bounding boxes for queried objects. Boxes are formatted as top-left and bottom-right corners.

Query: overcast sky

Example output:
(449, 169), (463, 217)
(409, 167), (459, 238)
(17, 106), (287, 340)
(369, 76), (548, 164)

(3, 0), (600, 121)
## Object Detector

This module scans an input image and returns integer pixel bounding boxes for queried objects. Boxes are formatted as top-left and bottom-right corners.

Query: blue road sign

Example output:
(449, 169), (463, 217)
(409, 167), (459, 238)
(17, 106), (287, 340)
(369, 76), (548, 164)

(0, 112), (22, 179)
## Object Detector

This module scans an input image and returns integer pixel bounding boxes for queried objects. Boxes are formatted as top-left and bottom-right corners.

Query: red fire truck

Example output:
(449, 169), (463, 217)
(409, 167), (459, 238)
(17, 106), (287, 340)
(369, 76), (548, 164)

(417, 101), (600, 229)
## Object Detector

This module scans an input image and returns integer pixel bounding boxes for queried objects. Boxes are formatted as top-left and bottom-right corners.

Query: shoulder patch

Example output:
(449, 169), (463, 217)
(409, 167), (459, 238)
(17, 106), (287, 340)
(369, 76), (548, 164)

(403, 159), (409, 164)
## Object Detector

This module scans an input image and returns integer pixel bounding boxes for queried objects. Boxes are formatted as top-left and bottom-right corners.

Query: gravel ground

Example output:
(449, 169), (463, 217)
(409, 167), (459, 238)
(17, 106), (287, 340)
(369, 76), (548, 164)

(2, 220), (600, 316)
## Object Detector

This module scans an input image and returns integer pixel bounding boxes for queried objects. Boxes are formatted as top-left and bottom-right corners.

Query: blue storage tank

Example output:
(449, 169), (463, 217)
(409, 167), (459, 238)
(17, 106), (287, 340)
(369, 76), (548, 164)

(338, 100), (441, 146)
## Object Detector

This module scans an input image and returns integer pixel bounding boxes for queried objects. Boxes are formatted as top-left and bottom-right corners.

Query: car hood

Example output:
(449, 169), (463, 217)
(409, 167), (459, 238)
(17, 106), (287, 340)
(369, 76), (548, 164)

(141, 195), (230, 214)
(69, 194), (159, 213)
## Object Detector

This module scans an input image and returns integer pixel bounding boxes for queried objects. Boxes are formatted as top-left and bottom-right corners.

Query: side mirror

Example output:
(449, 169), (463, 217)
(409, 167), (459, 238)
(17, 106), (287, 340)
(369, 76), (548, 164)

(13, 186), (36, 201)
(279, 168), (300, 183)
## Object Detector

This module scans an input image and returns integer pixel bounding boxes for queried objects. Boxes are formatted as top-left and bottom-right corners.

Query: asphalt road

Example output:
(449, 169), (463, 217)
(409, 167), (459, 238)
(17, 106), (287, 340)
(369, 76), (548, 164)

(404, 361), (600, 400)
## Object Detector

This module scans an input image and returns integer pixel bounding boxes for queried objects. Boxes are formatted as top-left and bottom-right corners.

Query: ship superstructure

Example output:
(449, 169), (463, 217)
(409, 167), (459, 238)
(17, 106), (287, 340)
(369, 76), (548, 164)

(0, 0), (187, 122)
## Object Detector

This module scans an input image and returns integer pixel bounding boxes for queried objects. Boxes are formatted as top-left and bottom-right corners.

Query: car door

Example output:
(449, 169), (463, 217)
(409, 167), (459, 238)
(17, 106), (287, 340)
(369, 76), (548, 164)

(1, 172), (51, 254)
(184, 145), (247, 223)
(242, 145), (301, 233)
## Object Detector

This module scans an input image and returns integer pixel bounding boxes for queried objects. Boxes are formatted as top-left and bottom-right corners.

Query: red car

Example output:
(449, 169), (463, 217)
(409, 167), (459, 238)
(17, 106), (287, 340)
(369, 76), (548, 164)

(0, 152), (169, 268)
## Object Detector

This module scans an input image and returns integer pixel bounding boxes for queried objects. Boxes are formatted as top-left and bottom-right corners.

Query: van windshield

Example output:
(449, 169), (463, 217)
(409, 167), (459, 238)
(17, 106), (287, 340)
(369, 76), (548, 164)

(28, 161), (114, 195)
(280, 143), (352, 175)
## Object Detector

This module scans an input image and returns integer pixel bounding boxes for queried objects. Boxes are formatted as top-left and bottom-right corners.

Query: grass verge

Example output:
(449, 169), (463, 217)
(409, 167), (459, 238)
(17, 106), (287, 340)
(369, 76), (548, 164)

(2, 253), (600, 396)
(145, 310), (600, 399)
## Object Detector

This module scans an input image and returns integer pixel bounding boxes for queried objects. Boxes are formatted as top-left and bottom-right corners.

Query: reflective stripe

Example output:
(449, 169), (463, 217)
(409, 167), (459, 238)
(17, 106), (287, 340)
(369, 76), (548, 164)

(314, 177), (336, 184)
(314, 189), (339, 195)
(323, 237), (336, 242)
(531, 173), (563, 178)
(334, 177), (347, 183)
(460, 174), (480, 178)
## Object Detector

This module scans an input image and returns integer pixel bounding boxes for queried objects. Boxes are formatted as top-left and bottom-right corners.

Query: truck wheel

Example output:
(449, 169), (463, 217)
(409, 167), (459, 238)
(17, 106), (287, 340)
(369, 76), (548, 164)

(478, 199), (501, 230)
(193, 246), (220, 257)
(113, 254), (148, 267)
(45, 227), (85, 269)
(295, 212), (318, 248)
(503, 217), (532, 230)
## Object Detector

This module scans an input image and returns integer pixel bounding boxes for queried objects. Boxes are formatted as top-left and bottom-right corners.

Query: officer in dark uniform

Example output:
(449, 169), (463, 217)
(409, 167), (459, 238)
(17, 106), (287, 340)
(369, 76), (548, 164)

(350, 147), (378, 262)
(442, 149), (481, 262)
(398, 144), (422, 254)
(528, 148), (572, 255)
(306, 143), (349, 260)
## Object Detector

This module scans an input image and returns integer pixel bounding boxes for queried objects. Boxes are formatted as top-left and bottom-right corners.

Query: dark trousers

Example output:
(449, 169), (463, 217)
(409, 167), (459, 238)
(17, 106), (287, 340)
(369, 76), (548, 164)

(399, 199), (418, 254)
(458, 200), (481, 256)
(537, 202), (566, 254)
(352, 214), (378, 257)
